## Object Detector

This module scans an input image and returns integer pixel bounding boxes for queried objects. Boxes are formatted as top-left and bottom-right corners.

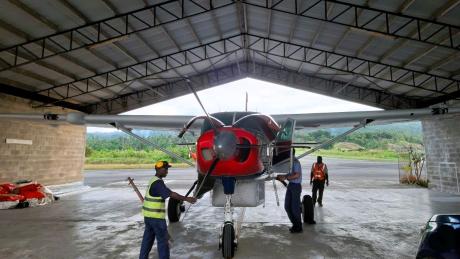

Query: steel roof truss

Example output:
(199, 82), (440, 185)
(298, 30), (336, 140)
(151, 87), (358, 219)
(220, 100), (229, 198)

(33, 35), (245, 108)
(244, 0), (460, 51)
(244, 35), (458, 97)
(0, 0), (235, 72)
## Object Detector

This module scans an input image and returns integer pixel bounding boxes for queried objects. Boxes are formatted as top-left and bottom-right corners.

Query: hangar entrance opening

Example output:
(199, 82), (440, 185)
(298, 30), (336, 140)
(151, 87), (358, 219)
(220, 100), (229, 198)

(0, 0), (459, 192)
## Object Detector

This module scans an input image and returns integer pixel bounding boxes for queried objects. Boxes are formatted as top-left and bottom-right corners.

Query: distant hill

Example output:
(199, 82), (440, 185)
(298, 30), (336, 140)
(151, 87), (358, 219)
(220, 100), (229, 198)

(87, 121), (423, 152)
(295, 121), (422, 150)
(87, 129), (177, 138)
(327, 121), (422, 136)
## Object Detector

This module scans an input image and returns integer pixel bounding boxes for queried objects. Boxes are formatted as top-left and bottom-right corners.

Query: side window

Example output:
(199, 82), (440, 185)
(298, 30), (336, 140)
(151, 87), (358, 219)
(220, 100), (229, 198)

(275, 119), (295, 142)
(272, 118), (296, 165)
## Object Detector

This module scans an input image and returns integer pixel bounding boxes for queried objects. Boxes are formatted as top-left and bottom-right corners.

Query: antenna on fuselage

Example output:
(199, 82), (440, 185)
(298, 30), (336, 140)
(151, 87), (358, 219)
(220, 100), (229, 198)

(245, 92), (248, 112)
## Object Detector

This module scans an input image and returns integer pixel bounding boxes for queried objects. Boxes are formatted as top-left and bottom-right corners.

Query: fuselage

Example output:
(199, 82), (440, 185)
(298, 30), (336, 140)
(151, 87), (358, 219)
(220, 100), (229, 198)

(195, 112), (283, 177)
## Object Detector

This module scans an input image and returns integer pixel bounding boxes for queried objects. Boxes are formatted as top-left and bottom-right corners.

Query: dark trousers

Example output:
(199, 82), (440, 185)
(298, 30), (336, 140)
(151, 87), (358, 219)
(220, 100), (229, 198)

(140, 218), (169, 259)
(284, 183), (302, 229)
(312, 180), (325, 204)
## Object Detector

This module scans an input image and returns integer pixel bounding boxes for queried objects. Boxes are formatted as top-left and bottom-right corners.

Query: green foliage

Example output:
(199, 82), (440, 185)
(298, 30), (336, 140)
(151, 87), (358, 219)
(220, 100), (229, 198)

(314, 149), (399, 161)
(417, 179), (429, 188)
(296, 127), (422, 150)
(86, 122), (423, 164)
(86, 133), (193, 164)
(85, 146), (93, 157)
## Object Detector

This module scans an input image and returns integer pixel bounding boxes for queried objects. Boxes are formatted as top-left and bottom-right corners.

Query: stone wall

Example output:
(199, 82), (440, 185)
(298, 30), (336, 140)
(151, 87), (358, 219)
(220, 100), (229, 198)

(422, 115), (460, 194)
(0, 94), (85, 185)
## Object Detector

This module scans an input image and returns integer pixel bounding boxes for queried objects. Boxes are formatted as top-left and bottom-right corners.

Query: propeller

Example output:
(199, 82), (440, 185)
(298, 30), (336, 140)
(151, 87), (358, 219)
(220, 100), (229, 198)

(214, 130), (238, 160)
(184, 79), (242, 161)
(185, 79), (220, 134)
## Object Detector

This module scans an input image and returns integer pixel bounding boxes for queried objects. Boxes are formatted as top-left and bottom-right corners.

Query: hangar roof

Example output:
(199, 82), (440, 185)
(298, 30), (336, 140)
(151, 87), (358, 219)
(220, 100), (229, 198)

(0, 0), (459, 114)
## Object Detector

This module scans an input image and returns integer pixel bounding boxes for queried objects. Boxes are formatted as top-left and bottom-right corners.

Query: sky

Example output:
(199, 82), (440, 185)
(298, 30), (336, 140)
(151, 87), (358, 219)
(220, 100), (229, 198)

(88, 78), (380, 132)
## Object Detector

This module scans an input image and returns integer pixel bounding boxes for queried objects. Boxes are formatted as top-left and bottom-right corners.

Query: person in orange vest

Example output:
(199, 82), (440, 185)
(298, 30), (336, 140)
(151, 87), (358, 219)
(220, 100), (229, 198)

(310, 156), (329, 207)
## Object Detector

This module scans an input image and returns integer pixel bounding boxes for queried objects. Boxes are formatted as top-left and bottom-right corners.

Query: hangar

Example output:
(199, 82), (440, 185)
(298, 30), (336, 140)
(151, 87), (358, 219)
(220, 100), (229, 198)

(1, 1), (460, 258)
(1, 0), (459, 192)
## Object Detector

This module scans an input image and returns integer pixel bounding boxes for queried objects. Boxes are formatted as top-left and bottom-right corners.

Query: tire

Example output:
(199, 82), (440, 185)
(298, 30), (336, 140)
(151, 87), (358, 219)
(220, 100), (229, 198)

(302, 195), (315, 224)
(222, 223), (236, 259)
(167, 198), (182, 222)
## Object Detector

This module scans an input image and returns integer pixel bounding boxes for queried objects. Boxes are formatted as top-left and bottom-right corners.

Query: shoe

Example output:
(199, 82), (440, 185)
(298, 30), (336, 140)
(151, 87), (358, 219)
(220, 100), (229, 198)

(318, 202), (323, 207)
(290, 227), (303, 233)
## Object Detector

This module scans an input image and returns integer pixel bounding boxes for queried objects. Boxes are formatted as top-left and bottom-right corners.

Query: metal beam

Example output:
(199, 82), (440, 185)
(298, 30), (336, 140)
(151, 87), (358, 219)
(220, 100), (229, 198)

(33, 34), (245, 107)
(243, 0), (460, 51)
(60, 0), (148, 94)
(419, 88), (460, 107)
(245, 34), (459, 95)
(251, 50), (417, 108)
(376, 0), (460, 65)
(87, 61), (420, 114)
(98, 0), (179, 92)
(0, 16), (113, 103)
(7, 0), (119, 70)
(0, 82), (88, 112)
(25, 32), (460, 108)
(0, 0), (235, 72)
(313, 1), (367, 78)
(296, 3), (335, 73)
(87, 48), (241, 114)
(354, 0), (417, 57)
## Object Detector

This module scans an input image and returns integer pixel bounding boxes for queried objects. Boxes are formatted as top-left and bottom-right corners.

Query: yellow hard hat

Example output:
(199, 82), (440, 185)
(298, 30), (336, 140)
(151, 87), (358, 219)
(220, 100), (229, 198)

(155, 160), (171, 170)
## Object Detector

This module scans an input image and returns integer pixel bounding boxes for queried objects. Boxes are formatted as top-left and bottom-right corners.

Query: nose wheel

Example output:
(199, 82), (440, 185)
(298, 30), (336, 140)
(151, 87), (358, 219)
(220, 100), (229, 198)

(302, 194), (315, 224)
(167, 198), (184, 222)
(220, 222), (237, 259)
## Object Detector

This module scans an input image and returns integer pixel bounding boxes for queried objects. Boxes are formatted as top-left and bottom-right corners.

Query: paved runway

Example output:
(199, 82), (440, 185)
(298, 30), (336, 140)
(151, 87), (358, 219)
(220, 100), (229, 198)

(1, 157), (460, 258)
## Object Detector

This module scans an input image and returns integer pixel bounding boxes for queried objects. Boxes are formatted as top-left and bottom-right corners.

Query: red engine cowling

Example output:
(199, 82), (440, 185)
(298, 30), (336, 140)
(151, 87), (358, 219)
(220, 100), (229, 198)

(196, 127), (263, 177)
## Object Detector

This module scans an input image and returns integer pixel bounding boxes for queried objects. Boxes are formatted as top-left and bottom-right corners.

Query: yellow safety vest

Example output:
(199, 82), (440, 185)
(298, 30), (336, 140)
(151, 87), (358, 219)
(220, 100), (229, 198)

(142, 176), (166, 219)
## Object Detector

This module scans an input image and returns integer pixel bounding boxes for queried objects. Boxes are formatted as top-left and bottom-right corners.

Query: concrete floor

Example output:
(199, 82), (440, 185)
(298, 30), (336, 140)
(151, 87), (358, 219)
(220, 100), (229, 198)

(1, 157), (460, 258)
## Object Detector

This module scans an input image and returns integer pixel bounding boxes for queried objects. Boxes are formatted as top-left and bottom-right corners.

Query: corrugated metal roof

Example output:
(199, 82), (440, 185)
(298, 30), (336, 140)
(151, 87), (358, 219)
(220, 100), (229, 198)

(0, 0), (459, 113)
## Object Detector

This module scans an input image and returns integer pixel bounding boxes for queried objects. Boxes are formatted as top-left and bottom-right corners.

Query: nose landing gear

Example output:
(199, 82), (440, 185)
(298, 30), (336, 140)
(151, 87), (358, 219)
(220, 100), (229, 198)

(218, 177), (238, 258)
(220, 222), (237, 259)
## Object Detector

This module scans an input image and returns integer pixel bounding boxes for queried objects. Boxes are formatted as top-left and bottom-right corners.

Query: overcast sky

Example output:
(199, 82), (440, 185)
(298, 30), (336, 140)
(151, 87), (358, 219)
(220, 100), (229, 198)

(88, 78), (380, 132)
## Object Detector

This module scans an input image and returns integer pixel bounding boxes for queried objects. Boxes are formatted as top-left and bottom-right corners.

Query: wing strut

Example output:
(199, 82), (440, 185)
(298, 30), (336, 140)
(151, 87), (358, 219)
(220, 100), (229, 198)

(296, 119), (374, 160)
(111, 123), (195, 167)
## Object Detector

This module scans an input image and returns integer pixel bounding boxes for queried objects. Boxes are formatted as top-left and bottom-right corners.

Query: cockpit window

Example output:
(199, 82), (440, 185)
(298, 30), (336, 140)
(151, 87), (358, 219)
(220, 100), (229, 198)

(275, 119), (294, 142)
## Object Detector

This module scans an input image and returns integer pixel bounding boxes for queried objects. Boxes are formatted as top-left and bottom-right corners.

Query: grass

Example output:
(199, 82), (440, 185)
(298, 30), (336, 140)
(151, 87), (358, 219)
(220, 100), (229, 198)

(86, 149), (190, 164)
(313, 149), (399, 161)
(85, 148), (400, 170)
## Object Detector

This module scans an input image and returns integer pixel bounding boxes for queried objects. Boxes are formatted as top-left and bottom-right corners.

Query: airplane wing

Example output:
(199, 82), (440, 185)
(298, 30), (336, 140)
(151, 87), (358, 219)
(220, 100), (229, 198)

(1, 107), (460, 130)
(270, 107), (460, 128)
(0, 113), (196, 131)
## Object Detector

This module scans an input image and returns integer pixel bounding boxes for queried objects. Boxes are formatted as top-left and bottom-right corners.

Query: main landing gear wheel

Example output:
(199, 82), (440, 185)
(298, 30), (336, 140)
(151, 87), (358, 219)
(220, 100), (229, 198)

(302, 195), (315, 224)
(220, 223), (236, 259)
(168, 198), (185, 222)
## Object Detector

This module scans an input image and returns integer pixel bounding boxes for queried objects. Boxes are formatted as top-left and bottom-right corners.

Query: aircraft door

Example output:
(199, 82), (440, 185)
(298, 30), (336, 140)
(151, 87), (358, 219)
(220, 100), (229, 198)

(272, 118), (296, 167)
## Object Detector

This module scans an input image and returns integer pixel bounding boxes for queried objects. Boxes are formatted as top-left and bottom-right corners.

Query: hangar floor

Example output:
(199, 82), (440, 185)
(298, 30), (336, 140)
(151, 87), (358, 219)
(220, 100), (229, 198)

(1, 157), (460, 258)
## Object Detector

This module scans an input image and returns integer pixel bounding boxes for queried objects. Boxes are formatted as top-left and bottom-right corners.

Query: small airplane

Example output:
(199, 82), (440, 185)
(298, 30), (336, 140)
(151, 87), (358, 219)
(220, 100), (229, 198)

(1, 82), (460, 258)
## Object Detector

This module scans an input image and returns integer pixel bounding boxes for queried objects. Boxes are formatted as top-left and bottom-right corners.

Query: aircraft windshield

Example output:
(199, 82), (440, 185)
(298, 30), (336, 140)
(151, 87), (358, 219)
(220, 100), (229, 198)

(275, 119), (295, 142)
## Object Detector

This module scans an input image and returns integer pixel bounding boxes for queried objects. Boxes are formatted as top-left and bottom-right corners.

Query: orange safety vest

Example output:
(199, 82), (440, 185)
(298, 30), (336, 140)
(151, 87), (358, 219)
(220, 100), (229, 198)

(312, 163), (326, 181)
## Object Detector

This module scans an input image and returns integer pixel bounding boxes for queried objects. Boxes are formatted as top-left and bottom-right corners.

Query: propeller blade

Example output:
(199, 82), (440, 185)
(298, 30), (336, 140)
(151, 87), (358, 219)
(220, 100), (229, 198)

(185, 79), (219, 133)
(194, 158), (220, 198)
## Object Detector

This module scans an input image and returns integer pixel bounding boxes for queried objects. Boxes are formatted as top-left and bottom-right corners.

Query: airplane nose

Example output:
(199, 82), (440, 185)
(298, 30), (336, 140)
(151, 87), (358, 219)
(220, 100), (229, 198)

(213, 130), (237, 160)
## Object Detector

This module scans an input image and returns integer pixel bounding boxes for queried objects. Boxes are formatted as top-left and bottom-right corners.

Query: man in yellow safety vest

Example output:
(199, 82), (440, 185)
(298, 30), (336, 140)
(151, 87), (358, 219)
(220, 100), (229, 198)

(310, 156), (329, 207)
(139, 160), (197, 259)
